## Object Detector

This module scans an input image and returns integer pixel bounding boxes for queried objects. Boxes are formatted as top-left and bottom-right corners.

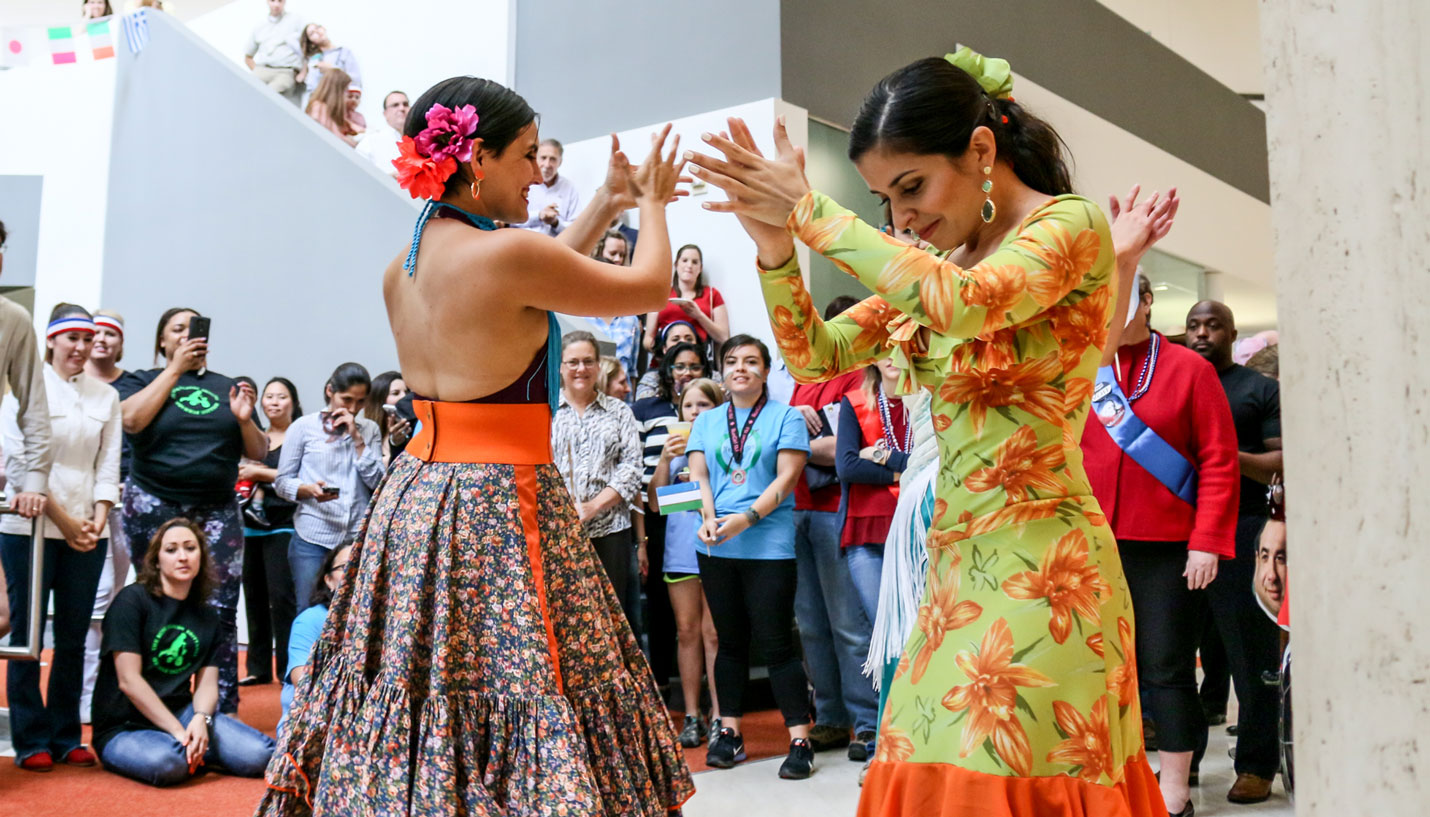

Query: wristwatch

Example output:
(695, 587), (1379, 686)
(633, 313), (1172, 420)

(744, 507), (762, 525)
(196, 711), (214, 727)
(872, 447), (891, 465)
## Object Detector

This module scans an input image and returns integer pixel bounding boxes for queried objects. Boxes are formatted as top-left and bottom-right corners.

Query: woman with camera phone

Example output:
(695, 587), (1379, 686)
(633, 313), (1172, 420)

(117, 308), (267, 716)
(273, 363), (382, 615)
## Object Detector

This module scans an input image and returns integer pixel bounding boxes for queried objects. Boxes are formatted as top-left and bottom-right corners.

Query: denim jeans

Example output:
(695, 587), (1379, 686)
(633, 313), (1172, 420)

(845, 543), (885, 625)
(792, 509), (878, 735)
(0, 533), (107, 762)
(99, 704), (275, 786)
(289, 533), (332, 614)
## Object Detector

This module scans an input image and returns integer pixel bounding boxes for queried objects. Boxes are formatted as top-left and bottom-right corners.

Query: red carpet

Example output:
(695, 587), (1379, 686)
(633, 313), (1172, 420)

(2, 651), (792, 815)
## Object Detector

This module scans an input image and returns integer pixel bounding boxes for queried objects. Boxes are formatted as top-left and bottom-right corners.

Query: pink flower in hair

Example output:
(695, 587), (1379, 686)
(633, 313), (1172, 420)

(414, 103), (480, 163)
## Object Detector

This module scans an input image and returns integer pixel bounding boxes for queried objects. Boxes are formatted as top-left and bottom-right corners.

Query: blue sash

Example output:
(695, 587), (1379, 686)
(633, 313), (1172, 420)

(1092, 364), (1197, 504)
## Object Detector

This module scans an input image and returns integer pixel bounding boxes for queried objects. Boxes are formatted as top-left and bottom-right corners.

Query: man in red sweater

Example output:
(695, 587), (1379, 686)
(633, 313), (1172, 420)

(789, 296), (877, 760)
(1082, 275), (1240, 816)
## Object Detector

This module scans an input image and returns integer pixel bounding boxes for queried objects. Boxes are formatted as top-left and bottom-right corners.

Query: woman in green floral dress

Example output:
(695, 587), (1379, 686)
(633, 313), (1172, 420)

(688, 50), (1176, 817)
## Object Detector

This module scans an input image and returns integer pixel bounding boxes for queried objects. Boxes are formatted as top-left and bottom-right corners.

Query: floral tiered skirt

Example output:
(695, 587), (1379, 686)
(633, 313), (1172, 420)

(255, 403), (693, 816)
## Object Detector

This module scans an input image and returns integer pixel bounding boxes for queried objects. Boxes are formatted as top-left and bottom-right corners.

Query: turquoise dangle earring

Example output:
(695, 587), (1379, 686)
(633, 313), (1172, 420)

(981, 166), (996, 223)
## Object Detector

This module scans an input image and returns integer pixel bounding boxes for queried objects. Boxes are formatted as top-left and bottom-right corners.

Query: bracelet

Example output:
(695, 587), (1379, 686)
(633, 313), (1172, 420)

(744, 507), (762, 525)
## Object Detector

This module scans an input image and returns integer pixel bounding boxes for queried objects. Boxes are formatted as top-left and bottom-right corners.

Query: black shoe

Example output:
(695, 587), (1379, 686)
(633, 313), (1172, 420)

(1168, 800), (1194, 817)
(806, 724), (851, 752)
(244, 502), (269, 528)
(238, 675), (271, 687)
(677, 715), (702, 748)
(1205, 712), (1227, 726)
(848, 730), (876, 762)
(779, 738), (815, 780)
(705, 727), (746, 769)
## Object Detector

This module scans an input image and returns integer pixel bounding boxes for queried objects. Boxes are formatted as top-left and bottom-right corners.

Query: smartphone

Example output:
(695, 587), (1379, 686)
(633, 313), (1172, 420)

(321, 485), (340, 497)
(188, 316), (211, 341)
(381, 404), (398, 418)
(670, 298), (696, 308)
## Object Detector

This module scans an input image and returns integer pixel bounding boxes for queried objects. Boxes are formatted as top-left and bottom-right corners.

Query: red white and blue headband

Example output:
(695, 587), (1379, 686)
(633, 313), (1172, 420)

(47, 316), (96, 339)
(94, 315), (124, 336)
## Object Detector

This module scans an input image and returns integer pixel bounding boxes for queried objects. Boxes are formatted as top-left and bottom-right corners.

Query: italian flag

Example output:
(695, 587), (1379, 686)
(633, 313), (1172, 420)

(656, 483), (703, 515)
(48, 19), (115, 64)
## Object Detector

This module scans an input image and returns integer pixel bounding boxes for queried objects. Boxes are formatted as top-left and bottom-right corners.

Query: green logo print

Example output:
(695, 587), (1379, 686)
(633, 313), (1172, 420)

(150, 624), (200, 675)
(171, 385), (221, 416)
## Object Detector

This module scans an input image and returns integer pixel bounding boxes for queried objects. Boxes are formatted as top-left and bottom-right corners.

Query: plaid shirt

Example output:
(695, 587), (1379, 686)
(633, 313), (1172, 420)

(551, 390), (642, 538)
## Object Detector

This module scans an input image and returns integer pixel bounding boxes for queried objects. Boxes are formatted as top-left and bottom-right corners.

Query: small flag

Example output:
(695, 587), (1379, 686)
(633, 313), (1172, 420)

(48, 25), (76, 65)
(656, 482), (703, 515)
(87, 20), (114, 60)
(122, 9), (149, 56)
(0, 26), (45, 68)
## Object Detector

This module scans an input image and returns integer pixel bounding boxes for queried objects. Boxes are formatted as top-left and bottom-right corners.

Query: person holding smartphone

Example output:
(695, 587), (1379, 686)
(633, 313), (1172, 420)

(116, 308), (267, 716)
(274, 362), (382, 614)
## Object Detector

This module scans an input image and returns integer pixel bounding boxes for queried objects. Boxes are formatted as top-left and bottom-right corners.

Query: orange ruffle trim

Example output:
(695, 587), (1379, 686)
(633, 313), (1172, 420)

(859, 753), (1165, 817)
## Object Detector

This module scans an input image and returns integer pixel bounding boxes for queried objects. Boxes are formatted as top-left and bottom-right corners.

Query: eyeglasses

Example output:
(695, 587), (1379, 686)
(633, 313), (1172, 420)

(671, 363), (704, 373)
(562, 359), (597, 370)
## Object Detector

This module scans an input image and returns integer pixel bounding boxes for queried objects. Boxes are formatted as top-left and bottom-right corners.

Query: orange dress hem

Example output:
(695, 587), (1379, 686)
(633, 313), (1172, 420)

(858, 752), (1165, 817)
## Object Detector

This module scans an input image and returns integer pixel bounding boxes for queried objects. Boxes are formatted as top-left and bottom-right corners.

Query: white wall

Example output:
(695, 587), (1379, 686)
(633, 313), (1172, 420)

(0, 59), (116, 328)
(189, 0), (511, 132)
(559, 99), (809, 355)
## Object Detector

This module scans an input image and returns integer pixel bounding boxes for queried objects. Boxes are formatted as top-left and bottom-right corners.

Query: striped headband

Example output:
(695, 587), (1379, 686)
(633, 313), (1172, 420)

(47, 316), (96, 339)
(94, 315), (124, 336)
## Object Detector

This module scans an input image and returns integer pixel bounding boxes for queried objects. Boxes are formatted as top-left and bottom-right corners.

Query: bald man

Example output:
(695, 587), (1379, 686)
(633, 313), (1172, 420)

(1186, 299), (1282, 804)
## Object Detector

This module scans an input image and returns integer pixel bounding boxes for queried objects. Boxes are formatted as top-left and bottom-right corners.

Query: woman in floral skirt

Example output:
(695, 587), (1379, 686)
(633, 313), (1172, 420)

(257, 77), (692, 816)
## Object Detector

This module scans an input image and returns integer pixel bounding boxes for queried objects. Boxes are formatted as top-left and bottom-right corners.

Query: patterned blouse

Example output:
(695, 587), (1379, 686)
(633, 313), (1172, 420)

(551, 390), (643, 538)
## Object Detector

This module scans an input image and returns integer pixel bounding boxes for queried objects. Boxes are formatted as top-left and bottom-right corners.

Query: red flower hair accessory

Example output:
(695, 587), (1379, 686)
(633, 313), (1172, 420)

(392, 103), (480, 200)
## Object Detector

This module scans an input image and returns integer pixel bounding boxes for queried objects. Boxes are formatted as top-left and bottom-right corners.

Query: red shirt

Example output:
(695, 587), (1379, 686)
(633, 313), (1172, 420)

(654, 287), (725, 342)
(1081, 334), (1239, 557)
(792, 371), (863, 512)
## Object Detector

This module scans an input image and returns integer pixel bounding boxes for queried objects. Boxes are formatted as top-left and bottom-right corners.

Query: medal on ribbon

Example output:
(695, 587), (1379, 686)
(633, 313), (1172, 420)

(725, 392), (767, 488)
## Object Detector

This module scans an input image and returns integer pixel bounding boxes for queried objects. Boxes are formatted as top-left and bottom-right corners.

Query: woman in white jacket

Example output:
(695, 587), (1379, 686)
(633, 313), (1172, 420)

(0, 303), (122, 772)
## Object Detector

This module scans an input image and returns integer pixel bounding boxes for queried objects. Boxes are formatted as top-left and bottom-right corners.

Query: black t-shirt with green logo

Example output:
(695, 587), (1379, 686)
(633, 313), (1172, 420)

(116, 368), (243, 505)
(92, 583), (219, 754)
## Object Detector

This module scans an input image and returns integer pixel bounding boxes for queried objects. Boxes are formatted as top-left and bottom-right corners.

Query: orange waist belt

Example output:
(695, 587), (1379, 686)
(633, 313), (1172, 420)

(406, 400), (553, 465)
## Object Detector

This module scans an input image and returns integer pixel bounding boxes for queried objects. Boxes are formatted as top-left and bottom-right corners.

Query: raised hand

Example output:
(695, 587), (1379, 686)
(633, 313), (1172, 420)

(687, 115), (810, 229)
(229, 381), (256, 424)
(630, 124), (687, 206)
(598, 134), (637, 211)
(1109, 185), (1180, 266)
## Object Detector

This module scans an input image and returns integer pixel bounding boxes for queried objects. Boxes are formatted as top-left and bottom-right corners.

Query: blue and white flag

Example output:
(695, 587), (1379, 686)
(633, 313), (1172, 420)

(122, 9), (149, 56)
(655, 482), (703, 515)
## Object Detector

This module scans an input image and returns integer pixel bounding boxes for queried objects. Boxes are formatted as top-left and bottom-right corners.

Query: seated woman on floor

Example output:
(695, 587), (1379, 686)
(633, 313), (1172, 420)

(278, 541), (353, 732)
(92, 517), (275, 786)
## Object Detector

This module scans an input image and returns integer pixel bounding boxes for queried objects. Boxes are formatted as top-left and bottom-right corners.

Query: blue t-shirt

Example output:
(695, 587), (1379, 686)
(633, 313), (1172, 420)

(278, 603), (329, 731)
(686, 399), (809, 560)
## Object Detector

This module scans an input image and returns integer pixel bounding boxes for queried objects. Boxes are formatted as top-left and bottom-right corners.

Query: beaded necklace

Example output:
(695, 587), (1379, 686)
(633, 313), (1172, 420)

(1115, 332), (1161, 402)
(876, 385), (913, 452)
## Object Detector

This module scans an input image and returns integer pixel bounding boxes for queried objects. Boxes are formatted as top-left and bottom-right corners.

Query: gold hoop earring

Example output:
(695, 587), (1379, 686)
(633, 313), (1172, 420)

(981, 166), (996, 223)
(470, 177), (482, 200)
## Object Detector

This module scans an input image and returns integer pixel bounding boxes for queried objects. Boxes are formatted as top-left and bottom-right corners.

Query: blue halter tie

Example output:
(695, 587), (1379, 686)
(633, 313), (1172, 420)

(402, 201), (560, 413)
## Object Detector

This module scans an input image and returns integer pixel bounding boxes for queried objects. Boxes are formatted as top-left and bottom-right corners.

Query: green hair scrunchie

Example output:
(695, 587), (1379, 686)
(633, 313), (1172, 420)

(944, 46), (1015, 100)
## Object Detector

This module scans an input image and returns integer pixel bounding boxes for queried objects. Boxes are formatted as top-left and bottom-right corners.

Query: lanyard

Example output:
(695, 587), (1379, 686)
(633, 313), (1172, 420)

(725, 391), (768, 466)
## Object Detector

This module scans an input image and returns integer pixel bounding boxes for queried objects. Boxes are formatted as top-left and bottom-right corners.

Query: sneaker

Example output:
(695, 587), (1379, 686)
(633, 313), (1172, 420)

(848, 730), (877, 762)
(779, 738), (815, 780)
(243, 502), (270, 528)
(708, 716), (721, 738)
(806, 723), (851, 752)
(18, 752), (54, 772)
(677, 715), (703, 748)
(61, 747), (98, 767)
(705, 727), (746, 769)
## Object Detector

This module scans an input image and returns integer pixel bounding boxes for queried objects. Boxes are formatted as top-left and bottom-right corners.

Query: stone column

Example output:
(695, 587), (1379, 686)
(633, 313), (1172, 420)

(1258, 1), (1430, 814)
